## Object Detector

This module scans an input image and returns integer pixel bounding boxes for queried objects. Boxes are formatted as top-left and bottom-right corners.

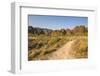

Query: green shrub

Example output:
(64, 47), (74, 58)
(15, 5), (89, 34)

(48, 37), (60, 45)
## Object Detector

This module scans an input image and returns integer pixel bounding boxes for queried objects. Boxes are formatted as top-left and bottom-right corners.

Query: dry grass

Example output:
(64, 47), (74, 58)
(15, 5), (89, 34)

(28, 34), (88, 60)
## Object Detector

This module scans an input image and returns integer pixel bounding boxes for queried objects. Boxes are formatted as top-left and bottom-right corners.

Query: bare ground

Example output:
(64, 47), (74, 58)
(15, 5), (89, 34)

(49, 40), (79, 59)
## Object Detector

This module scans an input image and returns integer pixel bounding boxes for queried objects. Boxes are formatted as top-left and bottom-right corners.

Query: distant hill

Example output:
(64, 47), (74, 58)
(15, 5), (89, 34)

(28, 26), (53, 35)
(28, 25), (88, 36)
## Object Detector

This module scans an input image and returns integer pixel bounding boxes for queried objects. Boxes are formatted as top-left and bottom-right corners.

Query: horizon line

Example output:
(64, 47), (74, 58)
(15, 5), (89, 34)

(28, 25), (88, 30)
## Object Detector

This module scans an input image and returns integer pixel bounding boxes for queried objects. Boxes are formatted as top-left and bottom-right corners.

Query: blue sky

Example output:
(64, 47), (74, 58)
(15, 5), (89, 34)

(28, 15), (88, 30)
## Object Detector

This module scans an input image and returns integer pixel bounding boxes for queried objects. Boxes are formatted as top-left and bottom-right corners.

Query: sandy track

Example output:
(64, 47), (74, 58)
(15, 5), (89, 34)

(49, 40), (77, 59)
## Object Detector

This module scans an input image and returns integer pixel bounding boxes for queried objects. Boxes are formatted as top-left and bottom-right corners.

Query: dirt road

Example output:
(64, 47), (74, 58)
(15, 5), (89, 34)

(49, 40), (77, 59)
